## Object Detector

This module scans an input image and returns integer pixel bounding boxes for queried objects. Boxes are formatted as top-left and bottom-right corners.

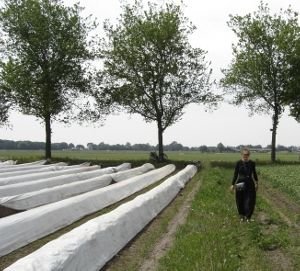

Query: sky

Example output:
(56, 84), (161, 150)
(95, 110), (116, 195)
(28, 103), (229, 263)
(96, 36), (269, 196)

(0, 0), (300, 148)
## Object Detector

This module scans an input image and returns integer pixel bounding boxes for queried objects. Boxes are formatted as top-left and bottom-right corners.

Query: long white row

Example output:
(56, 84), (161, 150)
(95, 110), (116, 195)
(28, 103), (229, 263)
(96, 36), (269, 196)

(0, 164), (101, 186)
(4, 165), (197, 271)
(0, 163), (154, 210)
(0, 164), (175, 256)
(0, 160), (17, 166)
(0, 162), (68, 178)
(0, 164), (131, 197)
(0, 160), (45, 167)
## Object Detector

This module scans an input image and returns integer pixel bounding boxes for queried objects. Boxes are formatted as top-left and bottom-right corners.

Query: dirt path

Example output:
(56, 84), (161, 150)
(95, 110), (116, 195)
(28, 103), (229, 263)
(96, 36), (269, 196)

(138, 178), (202, 271)
(260, 180), (300, 228)
(257, 179), (300, 270)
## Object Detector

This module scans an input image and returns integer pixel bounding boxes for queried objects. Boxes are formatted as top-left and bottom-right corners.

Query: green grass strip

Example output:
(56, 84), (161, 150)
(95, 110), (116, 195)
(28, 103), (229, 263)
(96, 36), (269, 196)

(157, 167), (272, 271)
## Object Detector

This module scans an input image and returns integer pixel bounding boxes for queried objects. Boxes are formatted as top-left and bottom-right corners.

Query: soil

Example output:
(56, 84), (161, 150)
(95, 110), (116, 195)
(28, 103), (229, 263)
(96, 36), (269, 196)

(138, 178), (202, 271)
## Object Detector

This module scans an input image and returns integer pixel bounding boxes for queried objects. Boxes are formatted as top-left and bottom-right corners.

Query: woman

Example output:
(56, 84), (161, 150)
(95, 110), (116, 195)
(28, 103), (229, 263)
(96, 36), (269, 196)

(231, 147), (258, 222)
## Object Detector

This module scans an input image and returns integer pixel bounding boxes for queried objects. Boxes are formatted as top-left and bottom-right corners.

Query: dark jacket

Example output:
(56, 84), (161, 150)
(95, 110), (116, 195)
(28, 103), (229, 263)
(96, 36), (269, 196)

(232, 160), (258, 186)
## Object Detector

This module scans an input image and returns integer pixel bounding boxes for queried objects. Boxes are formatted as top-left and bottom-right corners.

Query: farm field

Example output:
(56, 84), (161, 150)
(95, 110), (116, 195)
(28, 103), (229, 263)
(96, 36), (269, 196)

(153, 167), (300, 271)
(0, 149), (299, 163)
(260, 165), (300, 203)
(0, 151), (299, 270)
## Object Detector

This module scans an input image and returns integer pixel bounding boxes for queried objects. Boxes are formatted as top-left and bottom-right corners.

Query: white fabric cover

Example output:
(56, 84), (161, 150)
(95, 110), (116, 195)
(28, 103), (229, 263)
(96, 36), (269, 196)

(0, 164), (175, 256)
(0, 162), (67, 174)
(0, 163), (72, 178)
(4, 165), (197, 271)
(0, 175), (113, 210)
(0, 163), (152, 210)
(0, 160), (17, 166)
(0, 160), (46, 167)
(17, 160), (47, 165)
(111, 163), (154, 182)
(0, 166), (114, 197)
(0, 165), (100, 186)
(113, 163), (131, 171)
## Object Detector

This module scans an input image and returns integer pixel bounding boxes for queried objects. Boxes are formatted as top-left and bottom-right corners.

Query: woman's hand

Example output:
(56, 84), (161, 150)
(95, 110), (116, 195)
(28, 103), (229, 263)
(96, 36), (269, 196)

(230, 185), (235, 192)
(255, 182), (258, 191)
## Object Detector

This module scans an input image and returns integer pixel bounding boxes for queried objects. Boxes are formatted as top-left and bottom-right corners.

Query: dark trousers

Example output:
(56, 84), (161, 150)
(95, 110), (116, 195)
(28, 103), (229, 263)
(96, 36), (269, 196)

(235, 184), (256, 219)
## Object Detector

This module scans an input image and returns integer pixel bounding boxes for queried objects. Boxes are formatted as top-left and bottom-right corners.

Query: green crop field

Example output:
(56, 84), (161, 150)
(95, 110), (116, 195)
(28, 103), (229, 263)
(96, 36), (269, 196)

(260, 165), (300, 203)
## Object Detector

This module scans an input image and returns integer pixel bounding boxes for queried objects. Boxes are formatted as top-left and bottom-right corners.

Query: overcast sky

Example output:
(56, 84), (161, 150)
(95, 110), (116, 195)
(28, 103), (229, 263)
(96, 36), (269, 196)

(0, 0), (300, 147)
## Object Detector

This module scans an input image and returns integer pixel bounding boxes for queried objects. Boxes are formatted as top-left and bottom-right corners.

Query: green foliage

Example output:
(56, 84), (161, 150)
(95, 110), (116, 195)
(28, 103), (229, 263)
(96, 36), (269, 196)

(157, 168), (270, 271)
(222, 2), (299, 111)
(285, 40), (300, 121)
(0, 88), (10, 126)
(94, 1), (218, 161)
(260, 165), (300, 202)
(221, 1), (300, 162)
(0, 0), (98, 158)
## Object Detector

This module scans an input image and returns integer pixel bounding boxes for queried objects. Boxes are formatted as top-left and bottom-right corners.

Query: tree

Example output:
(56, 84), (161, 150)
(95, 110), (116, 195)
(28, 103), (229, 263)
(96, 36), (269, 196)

(94, 1), (218, 162)
(285, 40), (300, 121)
(75, 144), (85, 150)
(217, 142), (226, 153)
(68, 143), (75, 149)
(221, 1), (300, 162)
(199, 145), (208, 152)
(0, 0), (97, 159)
(0, 88), (10, 126)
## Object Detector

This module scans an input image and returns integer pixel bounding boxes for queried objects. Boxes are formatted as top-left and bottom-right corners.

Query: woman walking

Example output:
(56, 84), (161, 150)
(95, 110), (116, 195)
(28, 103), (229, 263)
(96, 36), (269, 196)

(231, 147), (258, 222)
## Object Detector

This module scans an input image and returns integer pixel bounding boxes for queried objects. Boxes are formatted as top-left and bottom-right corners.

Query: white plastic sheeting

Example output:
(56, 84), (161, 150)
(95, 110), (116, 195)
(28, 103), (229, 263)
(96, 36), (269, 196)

(0, 164), (130, 197)
(0, 175), (112, 210)
(4, 165), (197, 271)
(113, 163), (131, 171)
(0, 164), (100, 186)
(0, 163), (72, 178)
(111, 163), (154, 182)
(0, 163), (153, 210)
(0, 160), (17, 166)
(0, 164), (175, 256)
(0, 160), (49, 172)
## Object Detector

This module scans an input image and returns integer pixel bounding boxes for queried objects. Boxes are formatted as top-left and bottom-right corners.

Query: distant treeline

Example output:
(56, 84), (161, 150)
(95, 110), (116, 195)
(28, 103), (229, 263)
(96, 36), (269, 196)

(0, 139), (299, 152)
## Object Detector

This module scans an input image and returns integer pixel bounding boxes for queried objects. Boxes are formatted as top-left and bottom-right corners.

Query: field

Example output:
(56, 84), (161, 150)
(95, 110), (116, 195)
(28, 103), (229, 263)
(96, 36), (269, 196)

(260, 165), (300, 203)
(0, 150), (299, 270)
(0, 149), (299, 162)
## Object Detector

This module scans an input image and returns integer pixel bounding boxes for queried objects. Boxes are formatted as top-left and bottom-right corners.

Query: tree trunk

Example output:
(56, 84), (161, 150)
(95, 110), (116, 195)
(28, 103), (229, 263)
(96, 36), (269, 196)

(271, 111), (279, 163)
(45, 114), (52, 161)
(157, 120), (164, 162)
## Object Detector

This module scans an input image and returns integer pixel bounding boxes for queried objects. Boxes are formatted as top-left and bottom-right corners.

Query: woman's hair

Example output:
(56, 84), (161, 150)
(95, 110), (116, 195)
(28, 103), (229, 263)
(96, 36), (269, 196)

(241, 147), (250, 155)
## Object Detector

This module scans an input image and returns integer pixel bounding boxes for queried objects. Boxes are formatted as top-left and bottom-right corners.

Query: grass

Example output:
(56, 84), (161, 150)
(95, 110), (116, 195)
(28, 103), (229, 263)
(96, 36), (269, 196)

(156, 167), (268, 270)
(259, 165), (300, 203)
(155, 167), (299, 271)
(0, 150), (299, 163)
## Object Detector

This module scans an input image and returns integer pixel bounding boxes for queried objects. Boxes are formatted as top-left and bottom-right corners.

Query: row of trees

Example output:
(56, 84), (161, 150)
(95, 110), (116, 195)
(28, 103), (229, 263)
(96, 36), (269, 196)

(0, 0), (299, 162)
(1, 139), (299, 153)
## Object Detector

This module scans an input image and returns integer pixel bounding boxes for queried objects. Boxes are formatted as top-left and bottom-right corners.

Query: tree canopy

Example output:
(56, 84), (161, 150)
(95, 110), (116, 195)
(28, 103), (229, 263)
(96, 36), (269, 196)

(93, 1), (218, 161)
(0, 0), (97, 159)
(0, 89), (10, 126)
(221, 1), (300, 162)
(286, 40), (300, 121)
